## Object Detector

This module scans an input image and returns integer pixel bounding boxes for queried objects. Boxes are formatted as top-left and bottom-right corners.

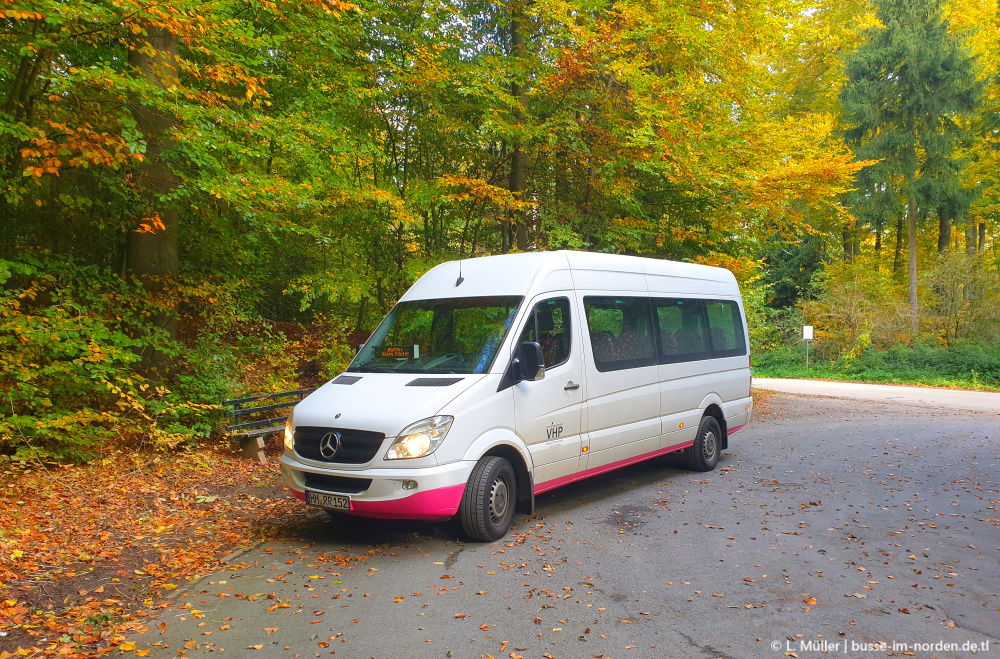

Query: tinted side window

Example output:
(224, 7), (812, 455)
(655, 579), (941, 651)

(583, 296), (656, 372)
(653, 298), (709, 363)
(516, 298), (571, 368)
(705, 300), (747, 358)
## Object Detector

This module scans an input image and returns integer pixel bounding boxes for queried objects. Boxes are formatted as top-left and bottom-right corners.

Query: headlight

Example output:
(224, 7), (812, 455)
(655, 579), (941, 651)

(385, 416), (454, 460)
(283, 412), (294, 451)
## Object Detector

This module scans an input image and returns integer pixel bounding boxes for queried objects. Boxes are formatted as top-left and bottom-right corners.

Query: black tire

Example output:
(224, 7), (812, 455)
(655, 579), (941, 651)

(687, 415), (721, 472)
(459, 456), (516, 542)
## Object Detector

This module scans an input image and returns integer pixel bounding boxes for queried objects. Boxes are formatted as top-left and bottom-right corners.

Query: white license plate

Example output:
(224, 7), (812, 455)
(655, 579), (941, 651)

(306, 490), (351, 511)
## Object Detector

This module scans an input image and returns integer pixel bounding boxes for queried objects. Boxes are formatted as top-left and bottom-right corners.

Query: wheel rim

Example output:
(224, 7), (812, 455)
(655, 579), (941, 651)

(488, 475), (510, 524)
(702, 429), (717, 461)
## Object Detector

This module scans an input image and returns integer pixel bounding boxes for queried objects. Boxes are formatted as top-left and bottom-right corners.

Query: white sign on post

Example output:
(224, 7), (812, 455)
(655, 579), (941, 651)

(803, 325), (813, 372)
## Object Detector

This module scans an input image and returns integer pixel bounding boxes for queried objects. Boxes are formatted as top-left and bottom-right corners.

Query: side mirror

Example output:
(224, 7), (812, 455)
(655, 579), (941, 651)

(517, 341), (545, 382)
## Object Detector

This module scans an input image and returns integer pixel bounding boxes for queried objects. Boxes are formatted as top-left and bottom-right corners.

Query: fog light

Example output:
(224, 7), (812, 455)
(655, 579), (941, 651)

(402, 480), (418, 490)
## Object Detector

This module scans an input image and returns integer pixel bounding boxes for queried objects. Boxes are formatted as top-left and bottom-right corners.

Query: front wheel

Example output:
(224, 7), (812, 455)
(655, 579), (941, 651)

(459, 456), (516, 541)
(687, 415), (721, 472)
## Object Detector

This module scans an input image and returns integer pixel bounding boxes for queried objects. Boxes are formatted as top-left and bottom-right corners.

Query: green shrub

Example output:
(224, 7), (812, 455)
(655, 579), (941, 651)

(753, 340), (1000, 390)
(0, 253), (225, 462)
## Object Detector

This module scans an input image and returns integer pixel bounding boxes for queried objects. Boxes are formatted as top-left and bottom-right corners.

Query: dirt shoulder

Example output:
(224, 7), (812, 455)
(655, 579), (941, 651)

(0, 439), (317, 658)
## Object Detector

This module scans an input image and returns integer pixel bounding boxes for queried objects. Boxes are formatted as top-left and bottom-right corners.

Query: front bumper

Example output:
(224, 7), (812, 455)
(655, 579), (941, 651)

(279, 454), (470, 520)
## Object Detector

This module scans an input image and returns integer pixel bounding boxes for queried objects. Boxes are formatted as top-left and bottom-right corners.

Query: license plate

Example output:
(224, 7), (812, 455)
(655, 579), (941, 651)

(306, 490), (351, 511)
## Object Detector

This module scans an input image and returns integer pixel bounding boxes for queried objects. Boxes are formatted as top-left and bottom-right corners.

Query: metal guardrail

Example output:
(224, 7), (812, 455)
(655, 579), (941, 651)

(223, 388), (313, 463)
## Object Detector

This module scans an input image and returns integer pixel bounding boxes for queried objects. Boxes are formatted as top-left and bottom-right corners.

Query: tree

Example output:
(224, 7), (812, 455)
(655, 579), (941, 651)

(840, 0), (981, 332)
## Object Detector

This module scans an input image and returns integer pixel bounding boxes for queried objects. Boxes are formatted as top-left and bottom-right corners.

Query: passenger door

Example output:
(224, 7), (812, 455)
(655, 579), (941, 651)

(653, 298), (711, 448)
(580, 295), (661, 470)
(512, 297), (586, 489)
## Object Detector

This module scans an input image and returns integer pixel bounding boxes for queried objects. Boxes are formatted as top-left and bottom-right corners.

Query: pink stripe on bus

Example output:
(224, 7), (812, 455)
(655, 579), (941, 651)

(533, 439), (695, 496)
(291, 483), (466, 520)
(727, 424), (745, 435)
(350, 484), (466, 520)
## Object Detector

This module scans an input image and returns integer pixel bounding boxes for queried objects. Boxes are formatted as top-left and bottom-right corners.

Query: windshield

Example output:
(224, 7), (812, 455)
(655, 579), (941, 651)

(348, 296), (523, 374)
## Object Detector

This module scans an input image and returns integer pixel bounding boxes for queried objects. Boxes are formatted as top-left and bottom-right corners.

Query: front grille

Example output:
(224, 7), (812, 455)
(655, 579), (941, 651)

(304, 473), (372, 494)
(294, 426), (386, 464)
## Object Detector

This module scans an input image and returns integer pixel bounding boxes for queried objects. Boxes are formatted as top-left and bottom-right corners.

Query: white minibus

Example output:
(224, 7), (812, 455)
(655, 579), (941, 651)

(280, 251), (752, 540)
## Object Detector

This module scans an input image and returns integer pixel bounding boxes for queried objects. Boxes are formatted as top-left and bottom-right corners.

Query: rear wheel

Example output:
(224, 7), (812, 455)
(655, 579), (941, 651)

(459, 456), (516, 541)
(687, 415), (721, 472)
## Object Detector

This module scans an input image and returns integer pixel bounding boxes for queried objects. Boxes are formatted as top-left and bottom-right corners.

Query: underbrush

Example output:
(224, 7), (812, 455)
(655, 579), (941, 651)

(0, 252), (353, 463)
(753, 342), (1000, 391)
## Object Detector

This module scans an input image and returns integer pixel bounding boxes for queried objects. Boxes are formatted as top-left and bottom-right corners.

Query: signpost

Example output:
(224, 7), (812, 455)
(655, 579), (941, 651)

(803, 325), (813, 372)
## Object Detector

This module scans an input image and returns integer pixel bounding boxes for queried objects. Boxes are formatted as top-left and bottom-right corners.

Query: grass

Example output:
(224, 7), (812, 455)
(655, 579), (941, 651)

(752, 341), (1000, 392)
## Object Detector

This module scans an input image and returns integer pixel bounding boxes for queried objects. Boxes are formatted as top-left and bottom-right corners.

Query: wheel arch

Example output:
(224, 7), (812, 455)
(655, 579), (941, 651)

(462, 430), (534, 516)
(481, 444), (534, 515)
(701, 401), (728, 451)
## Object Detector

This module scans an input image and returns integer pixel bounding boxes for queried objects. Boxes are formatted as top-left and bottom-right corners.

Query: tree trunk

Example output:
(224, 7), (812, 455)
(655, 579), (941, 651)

(964, 216), (977, 256)
(842, 222), (854, 263)
(978, 222), (986, 253)
(907, 194), (918, 334)
(893, 215), (903, 273)
(127, 25), (181, 364)
(508, 5), (529, 252)
(937, 209), (951, 252)
(874, 226), (882, 269)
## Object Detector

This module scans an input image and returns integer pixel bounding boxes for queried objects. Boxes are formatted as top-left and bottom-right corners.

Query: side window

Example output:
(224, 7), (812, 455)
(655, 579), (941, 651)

(653, 298), (709, 363)
(583, 296), (656, 372)
(516, 298), (571, 368)
(705, 300), (747, 358)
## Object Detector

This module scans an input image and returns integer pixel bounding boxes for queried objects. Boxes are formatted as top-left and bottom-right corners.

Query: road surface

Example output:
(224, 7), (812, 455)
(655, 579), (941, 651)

(753, 377), (1000, 414)
(137, 394), (1000, 658)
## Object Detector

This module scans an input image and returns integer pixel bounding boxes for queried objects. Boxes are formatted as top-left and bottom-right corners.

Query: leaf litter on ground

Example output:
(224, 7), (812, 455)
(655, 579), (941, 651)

(0, 446), (374, 658)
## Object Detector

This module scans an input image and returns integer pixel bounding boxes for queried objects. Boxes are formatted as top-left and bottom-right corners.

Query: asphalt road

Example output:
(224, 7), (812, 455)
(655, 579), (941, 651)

(753, 378), (1000, 414)
(139, 393), (1000, 659)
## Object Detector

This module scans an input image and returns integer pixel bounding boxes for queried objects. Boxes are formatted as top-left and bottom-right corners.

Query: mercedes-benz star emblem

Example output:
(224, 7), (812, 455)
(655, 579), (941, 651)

(318, 431), (341, 460)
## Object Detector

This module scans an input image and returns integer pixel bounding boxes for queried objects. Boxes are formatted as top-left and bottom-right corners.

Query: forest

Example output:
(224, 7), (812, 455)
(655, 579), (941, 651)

(2, 0), (999, 462)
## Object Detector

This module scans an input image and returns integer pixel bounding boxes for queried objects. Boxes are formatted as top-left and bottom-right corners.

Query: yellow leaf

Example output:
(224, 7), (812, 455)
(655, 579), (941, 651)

(119, 642), (136, 651)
